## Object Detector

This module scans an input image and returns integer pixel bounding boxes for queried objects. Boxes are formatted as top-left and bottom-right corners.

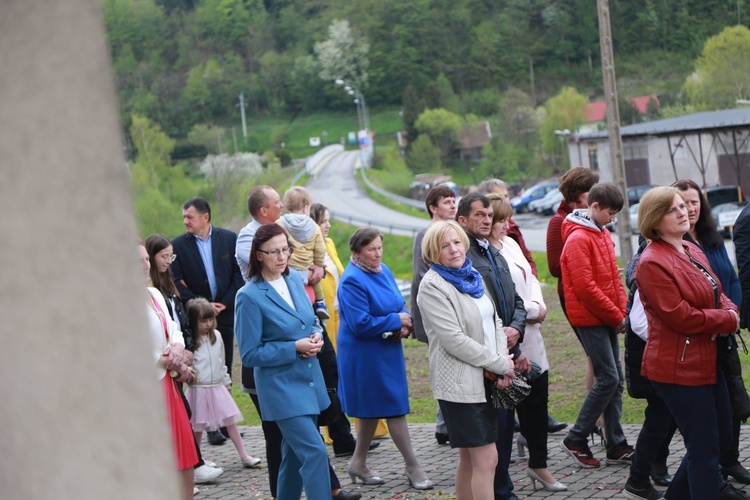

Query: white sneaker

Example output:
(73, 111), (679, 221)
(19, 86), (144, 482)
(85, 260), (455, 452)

(194, 464), (224, 484)
(203, 461), (217, 468)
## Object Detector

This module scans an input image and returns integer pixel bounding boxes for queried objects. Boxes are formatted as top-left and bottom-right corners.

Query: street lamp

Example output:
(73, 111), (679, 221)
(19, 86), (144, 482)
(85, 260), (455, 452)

(335, 79), (372, 167)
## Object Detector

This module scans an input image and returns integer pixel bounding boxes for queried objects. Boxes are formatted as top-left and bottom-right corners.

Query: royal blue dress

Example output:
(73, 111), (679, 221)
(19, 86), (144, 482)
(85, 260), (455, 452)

(336, 263), (410, 418)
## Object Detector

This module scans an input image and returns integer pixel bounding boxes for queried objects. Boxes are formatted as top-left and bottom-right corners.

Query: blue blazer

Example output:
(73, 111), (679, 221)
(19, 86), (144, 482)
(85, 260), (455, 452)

(235, 272), (330, 421)
(171, 227), (244, 331)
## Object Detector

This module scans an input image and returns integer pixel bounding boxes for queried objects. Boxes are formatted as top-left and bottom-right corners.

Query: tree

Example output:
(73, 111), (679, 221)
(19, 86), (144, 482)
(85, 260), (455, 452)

(540, 87), (588, 168)
(187, 123), (227, 154)
(406, 135), (441, 173)
(685, 25), (750, 110)
(478, 136), (524, 182)
(314, 19), (369, 88)
(402, 84), (423, 145)
(200, 153), (264, 222)
(415, 108), (463, 165)
(129, 114), (193, 236)
(436, 74), (460, 114)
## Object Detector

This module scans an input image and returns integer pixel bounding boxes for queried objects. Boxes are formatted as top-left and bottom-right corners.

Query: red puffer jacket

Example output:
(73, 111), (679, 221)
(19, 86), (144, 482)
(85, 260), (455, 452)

(560, 211), (626, 328)
(637, 240), (738, 386)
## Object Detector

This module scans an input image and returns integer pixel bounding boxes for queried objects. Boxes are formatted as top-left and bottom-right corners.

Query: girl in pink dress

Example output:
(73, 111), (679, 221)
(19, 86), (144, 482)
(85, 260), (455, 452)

(185, 297), (261, 469)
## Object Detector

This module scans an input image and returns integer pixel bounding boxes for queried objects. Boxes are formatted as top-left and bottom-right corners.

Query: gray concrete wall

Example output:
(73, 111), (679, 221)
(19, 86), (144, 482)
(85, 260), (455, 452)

(1, 1), (179, 498)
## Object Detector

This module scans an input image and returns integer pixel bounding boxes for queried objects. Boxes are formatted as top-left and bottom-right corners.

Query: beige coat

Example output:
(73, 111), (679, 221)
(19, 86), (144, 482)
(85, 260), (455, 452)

(417, 269), (510, 404)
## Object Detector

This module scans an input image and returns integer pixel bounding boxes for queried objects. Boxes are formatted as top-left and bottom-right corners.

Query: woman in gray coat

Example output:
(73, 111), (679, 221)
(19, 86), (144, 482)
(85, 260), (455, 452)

(417, 220), (515, 500)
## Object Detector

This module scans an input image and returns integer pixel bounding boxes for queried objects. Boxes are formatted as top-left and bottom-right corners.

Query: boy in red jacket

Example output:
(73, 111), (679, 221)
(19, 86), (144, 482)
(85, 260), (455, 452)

(558, 183), (633, 469)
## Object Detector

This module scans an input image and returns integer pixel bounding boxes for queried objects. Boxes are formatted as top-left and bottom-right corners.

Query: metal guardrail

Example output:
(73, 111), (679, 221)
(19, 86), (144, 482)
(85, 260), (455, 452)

(328, 210), (424, 237)
(358, 165), (427, 211)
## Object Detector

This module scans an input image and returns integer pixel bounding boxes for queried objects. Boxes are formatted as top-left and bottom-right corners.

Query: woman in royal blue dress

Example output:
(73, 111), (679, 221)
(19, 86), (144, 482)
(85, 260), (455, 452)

(336, 227), (432, 490)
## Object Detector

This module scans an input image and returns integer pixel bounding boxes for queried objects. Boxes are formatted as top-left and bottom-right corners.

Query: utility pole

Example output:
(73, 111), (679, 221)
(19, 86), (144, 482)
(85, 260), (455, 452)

(237, 92), (248, 138)
(597, 0), (633, 265)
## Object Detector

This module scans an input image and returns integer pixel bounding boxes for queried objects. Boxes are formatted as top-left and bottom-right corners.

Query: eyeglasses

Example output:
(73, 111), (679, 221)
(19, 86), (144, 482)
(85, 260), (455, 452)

(161, 254), (177, 263)
(257, 247), (293, 258)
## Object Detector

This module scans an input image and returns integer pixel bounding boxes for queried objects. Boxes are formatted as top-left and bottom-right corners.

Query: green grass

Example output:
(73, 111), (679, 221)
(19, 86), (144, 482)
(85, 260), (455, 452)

(360, 170), (431, 220)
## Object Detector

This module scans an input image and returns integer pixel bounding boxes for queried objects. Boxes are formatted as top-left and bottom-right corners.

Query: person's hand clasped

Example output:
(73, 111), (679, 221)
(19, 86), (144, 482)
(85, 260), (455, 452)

(210, 302), (226, 316)
(163, 344), (185, 372)
(504, 326), (521, 349)
(183, 350), (194, 367)
(495, 356), (516, 389)
(712, 310), (741, 340)
(296, 333), (323, 358)
(307, 265), (325, 286)
(514, 352), (532, 373)
(534, 303), (547, 324)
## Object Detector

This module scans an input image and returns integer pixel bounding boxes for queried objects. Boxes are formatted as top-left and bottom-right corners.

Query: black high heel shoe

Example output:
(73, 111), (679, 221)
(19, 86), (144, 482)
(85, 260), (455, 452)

(590, 425), (606, 446)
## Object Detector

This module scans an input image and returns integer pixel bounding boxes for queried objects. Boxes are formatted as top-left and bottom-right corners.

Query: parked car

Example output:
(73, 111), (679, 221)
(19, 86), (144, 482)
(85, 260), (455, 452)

(510, 182), (558, 213)
(627, 185), (657, 206)
(606, 203), (640, 234)
(706, 185), (742, 209)
(531, 188), (564, 215)
(712, 201), (748, 238)
(630, 203), (640, 234)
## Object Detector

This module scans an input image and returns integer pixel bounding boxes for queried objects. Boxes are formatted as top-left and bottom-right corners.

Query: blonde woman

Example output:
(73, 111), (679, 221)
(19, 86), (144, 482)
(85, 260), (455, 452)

(418, 220), (515, 499)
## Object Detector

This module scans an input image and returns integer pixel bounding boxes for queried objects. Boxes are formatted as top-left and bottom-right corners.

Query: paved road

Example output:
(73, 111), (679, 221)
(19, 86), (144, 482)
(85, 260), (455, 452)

(306, 150), (430, 237)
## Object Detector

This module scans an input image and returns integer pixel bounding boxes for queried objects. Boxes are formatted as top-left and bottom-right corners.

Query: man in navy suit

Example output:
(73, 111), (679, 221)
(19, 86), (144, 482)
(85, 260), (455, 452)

(171, 197), (244, 379)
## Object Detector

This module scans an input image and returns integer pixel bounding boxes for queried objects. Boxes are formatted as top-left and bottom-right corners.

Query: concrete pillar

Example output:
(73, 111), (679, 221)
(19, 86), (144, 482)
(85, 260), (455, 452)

(0, 1), (178, 498)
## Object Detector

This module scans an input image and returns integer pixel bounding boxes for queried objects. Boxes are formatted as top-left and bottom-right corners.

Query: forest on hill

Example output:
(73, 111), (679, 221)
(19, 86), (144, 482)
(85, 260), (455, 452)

(106, 0), (750, 235)
(105, 0), (745, 137)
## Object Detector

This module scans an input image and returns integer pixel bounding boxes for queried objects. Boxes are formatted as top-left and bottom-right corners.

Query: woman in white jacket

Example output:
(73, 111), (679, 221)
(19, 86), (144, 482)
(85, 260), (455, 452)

(417, 220), (515, 500)
(140, 241), (197, 500)
(487, 194), (567, 492)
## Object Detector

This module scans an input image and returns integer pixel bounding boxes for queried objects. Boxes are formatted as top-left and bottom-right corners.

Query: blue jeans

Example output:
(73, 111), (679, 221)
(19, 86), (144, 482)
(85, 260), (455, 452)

(653, 371), (732, 500)
(629, 393), (675, 485)
(566, 326), (626, 453)
(493, 408), (515, 499)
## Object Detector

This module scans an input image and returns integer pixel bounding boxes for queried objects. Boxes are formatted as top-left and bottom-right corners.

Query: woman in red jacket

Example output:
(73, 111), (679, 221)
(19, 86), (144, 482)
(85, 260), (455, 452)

(636, 186), (739, 500)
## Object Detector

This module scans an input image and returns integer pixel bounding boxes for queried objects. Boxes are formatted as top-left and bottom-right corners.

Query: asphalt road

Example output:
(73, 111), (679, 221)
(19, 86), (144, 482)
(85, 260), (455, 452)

(305, 150), (430, 237)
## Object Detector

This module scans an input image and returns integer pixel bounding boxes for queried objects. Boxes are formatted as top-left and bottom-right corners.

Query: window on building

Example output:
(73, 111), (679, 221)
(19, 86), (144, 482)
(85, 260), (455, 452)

(588, 147), (599, 171)
(624, 143), (648, 160)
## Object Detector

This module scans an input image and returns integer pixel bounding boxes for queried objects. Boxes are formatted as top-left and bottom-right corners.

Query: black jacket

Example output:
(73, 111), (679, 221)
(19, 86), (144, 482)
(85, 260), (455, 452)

(733, 203), (750, 329)
(171, 227), (244, 332)
(466, 236), (527, 357)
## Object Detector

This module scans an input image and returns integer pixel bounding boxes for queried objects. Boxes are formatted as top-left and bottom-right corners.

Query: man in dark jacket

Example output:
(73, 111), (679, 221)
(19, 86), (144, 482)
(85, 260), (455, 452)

(171, 197), (244, 445)
(457, 191), (529, 500)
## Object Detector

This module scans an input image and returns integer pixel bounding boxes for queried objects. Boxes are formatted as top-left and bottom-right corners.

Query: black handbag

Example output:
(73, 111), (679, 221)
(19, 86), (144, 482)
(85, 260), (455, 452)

(489, 370), (532, 410)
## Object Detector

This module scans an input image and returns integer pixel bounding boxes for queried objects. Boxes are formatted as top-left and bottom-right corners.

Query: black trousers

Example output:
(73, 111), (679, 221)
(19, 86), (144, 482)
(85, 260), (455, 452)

(248, 393), (340, 497)
(328, 413), (356, 454)
(516, 371), (550, 469)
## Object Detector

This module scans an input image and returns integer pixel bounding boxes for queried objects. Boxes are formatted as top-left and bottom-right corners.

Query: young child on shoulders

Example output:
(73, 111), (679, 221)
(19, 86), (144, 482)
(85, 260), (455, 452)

(277, 186), (329, 319)
(185, 297), (261, 469)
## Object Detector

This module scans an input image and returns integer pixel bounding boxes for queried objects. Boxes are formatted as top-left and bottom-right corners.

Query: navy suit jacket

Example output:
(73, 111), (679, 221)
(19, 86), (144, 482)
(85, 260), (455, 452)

(171, 227), (244, 331)
(235, 272), (330, 421)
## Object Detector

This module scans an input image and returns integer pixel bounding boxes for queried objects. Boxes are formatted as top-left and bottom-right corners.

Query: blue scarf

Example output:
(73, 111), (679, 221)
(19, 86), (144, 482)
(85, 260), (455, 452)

(430, 257), (485, 299)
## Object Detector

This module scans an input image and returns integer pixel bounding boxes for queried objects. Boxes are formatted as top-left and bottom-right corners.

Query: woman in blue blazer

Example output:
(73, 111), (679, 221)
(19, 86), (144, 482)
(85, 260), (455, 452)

(235, 223), (331, 500)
